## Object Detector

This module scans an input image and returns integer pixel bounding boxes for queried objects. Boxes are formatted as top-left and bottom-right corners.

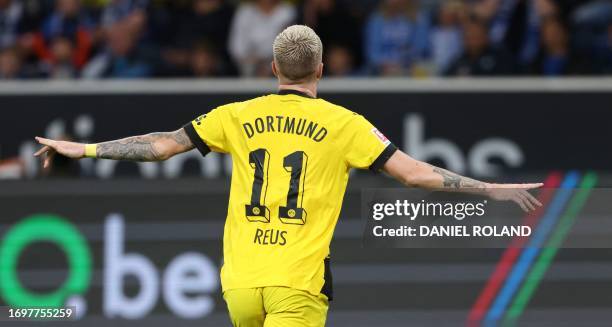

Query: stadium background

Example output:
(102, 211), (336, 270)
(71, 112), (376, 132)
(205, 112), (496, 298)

(1, 0), (612, 326)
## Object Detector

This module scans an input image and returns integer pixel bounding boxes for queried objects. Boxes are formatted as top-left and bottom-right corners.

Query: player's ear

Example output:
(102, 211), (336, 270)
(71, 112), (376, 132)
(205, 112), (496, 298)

(316, 63), (323, 80)
(271, 61), (279, 78)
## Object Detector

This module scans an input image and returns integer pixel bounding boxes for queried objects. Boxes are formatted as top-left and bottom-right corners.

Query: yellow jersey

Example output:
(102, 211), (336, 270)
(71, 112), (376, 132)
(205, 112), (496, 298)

(183, 89), (396, 299)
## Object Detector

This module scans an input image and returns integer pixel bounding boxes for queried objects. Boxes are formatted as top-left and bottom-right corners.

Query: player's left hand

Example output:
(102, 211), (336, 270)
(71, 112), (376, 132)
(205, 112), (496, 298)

(485, 183), (544, 212)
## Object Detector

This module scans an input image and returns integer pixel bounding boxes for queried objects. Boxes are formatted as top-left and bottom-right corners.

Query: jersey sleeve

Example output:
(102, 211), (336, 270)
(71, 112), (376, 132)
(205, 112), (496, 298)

(343, 114), (397, 172)
(182, 107), (229, 156)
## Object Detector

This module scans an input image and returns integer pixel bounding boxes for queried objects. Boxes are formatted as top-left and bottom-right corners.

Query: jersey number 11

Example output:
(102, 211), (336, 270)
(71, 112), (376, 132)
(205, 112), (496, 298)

(245, 149), (308, 225)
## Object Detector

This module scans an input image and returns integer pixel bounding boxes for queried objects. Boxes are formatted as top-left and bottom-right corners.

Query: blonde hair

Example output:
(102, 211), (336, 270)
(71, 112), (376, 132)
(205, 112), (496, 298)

(273, 25), (323, 81)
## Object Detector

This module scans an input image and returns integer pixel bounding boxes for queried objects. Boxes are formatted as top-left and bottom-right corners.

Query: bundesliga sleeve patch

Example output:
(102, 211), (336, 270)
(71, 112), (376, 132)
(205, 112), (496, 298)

(371, 128), (391, 146)
(194, 114), (207, 125)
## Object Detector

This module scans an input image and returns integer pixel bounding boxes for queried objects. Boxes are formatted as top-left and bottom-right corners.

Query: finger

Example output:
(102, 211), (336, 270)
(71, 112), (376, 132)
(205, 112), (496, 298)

(515, 192), (533, 211)
(513, 196), (528, 212)
(517, 192), (536, 211)
(44, 156), (51, 168)
(521, 190), (542, 207)
(34, 145), (50, 157)
(43, 150), (55, 169)
(35, 137), (56, 147)
(519, 183), (544, 190)
(494, 183), (544, 189)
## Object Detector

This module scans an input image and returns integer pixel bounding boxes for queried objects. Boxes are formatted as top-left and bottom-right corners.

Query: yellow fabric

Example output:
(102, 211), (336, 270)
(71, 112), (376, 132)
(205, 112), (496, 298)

(223, 287), (328, 327)
(188, 93), (390, 296)
(84, 144), (97, 158)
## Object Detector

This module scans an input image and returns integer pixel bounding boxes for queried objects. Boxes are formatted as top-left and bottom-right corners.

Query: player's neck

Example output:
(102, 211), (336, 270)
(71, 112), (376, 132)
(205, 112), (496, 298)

(278, 84), (317, 98)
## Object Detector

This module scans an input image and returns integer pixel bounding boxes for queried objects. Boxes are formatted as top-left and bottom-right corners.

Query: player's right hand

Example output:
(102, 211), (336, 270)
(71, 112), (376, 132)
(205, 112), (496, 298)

(34, 137), (85, 168)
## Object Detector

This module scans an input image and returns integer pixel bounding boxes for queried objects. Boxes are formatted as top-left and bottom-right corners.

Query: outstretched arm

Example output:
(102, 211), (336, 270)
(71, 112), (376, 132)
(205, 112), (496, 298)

(382, 150), (543, 212)
(34, 129), (194, 167)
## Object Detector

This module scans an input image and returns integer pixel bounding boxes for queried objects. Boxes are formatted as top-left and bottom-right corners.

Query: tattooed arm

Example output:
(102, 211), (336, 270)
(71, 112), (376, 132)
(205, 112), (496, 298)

(96, 130), (194, 161)
(382, 150), (543, 212)
(34, 129), (194, 165)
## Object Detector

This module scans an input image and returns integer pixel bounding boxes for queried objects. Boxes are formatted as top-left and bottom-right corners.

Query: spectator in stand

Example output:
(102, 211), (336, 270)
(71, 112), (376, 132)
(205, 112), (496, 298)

(176, 0), (233, 53)
(32, 0), (95, 77)
(189, 41), (229, 77)
(364, 0), (431, 76)
(0, 0), (25, 49)
(601, 24), (612, 74)
(162, 0), (235, 77)
(587, 23), (612, 75)
(301, 0), (363, 67)
(100, 0), (148, 29)
(445, 16), (514, 76)
(431, 0), (465, 74)
(348, 0), (379, 16)
(0, 0), (611, 79)
(324, 44), (356, 76)
(525, 17), (585, 76)
(81, 22), (151, 78)
(42, 36), (79, 78)
(572, 2), (612, 74)
(229, 0), (296, 77)
(471, 0), (562, 68)
(0, 46), (23, 78)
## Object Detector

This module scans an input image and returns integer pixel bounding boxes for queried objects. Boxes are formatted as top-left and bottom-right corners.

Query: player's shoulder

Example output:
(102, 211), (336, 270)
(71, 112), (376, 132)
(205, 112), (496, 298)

(315, 97), (366, 123)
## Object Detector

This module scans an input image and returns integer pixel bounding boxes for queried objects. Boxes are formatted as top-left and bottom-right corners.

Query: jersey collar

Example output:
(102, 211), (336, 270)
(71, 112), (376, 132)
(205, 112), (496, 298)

(277, 89), (316, 99)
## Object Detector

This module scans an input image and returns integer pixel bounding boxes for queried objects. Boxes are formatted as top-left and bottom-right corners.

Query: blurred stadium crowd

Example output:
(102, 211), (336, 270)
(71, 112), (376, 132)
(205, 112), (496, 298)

(0, 0), (610, 79)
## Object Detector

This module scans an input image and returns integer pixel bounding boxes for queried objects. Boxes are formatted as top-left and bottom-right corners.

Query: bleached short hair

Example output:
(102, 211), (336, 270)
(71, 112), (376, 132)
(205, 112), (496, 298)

(273, 25), (323, 81)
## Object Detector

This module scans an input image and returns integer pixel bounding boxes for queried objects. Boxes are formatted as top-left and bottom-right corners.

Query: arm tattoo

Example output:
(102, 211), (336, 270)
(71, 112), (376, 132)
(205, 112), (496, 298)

(97, 129), (194, 161)
(432, 166), (486, 190)
(171, 128), (193, 147)
(97, 134), (163, 161)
